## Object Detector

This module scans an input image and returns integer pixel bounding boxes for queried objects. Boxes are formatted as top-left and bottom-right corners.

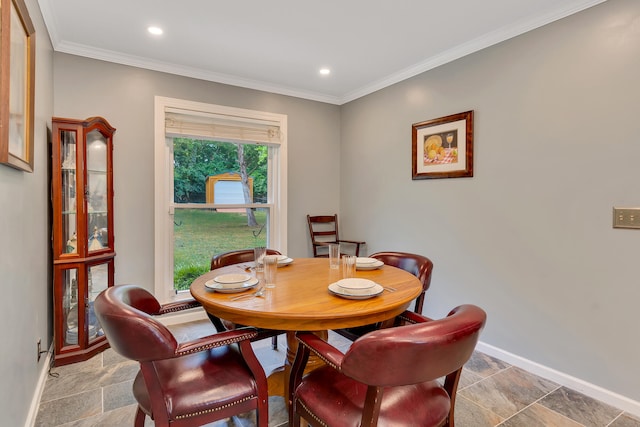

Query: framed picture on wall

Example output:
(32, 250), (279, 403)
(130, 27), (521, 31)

(0, 0), (36, 172)
(412, 110), (473, 180)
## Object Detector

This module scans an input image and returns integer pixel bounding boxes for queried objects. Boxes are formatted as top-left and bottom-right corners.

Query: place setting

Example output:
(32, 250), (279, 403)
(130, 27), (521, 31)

(261, 254), (294, 267)
(204, 273), (260, 293)
(253, 247), (294, 271)
(328, 278), (384, 300)
(355, 257), (384, 270)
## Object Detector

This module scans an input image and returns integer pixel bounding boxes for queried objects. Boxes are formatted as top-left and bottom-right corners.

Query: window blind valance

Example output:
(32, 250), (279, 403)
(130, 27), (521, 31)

(165, 110), (281, 145)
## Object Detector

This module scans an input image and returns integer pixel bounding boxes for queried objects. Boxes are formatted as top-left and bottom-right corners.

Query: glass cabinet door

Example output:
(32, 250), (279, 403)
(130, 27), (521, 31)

(60, 130), (78, 254)
(86, 129), (109, 253)
(62, 268), (80, 347)
(87, 260), (111, 344)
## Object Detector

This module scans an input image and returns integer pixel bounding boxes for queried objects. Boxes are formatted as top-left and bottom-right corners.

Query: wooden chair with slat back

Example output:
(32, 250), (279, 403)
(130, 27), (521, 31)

(306, 214), (365, 257)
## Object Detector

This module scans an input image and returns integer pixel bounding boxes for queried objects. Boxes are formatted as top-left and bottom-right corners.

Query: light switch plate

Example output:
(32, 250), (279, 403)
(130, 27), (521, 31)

(613, 207), (640, 229)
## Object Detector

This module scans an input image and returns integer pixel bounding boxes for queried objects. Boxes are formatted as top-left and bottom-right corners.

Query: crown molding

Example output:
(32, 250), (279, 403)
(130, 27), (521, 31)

(39, 0), (605, 106)
(339, 0), (607, 104)
(55, 41), (343, 105)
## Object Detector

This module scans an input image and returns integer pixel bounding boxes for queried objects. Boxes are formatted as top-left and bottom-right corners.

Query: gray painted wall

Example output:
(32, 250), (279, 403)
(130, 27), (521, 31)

(341, 0), (639, 402)
(0, 0), (53, 424)
(52, 54), (342, 292)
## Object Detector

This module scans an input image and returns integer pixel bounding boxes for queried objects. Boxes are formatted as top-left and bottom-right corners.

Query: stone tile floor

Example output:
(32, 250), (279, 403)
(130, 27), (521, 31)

(35, 319), (640, 427)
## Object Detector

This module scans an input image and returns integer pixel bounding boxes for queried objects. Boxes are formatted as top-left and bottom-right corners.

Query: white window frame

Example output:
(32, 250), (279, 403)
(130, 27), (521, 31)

(154, 96), (288, 303)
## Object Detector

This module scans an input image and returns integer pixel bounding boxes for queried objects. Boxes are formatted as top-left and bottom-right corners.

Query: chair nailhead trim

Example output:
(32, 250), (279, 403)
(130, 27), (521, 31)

(307, 347), (339, 370)
(174, 394), (256, 419)
(158, 301), (201, 314)
(398, 314), (418, 324)
(297, 399), (328, 427)
(176, 333), (257, 356)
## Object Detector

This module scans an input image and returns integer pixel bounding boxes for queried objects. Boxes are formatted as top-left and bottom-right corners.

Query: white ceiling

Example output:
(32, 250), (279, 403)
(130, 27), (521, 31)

(38, 0), (605, 105)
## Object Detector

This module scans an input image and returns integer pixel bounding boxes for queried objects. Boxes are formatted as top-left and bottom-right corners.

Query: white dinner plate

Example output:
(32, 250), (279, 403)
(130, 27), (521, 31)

(356, 257), (377, 264)
(205, 277), (259, 293)
(328, 282), (383, 300)
(356, 259), (384, 270)
(277, 257), (294, 267)
(257, 254), (288, 263)
(214, 273), (252, 284)
(335, 278), (377, 293)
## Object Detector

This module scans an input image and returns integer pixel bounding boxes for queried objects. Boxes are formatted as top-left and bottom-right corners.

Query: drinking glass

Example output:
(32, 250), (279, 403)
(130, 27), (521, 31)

(263, 255), (278, 288)
(254, 247), (266, 272)
(342, 255), (356, 278)
(329, 243), (340, 269)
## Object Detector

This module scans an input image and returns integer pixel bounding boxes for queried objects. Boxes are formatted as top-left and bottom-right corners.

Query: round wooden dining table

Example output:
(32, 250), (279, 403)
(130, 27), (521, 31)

(190, 257), (422, 396)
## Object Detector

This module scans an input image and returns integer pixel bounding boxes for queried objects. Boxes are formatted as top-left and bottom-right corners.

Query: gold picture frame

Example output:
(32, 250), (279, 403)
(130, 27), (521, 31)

(0, 0), (35, 172)
(412, 110), (474, 180)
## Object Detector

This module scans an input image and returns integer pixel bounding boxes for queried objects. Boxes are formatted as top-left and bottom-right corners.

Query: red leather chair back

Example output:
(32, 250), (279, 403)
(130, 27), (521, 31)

(370, 251), (433, 312)
(94, 285), (178, 362)
(210, 248), (281, 270)
(341, 304), (486, 387)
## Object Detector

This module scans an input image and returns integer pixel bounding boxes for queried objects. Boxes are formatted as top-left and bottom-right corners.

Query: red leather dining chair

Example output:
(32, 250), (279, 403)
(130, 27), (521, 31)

(334, 251), (434, 341)
(289, 305), (486, 427)
(210, 248), (284, 350)
(307, 214), (365, 257)
(94, 285), (269, 427)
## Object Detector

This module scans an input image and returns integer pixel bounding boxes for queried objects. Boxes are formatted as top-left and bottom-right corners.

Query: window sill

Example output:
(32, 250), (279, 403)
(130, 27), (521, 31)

(156, 291), (208, 326)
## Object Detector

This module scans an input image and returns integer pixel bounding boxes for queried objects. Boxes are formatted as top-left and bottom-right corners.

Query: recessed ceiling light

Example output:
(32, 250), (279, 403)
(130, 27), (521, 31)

(148, 26), (163, 36)
(319, 68), (331, 76)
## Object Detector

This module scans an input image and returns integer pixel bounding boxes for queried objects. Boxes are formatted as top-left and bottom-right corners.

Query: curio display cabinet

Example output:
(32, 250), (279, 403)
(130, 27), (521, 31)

(51, 116), (116, 366)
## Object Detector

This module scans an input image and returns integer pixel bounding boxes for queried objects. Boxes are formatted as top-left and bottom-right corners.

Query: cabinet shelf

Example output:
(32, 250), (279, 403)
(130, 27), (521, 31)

(52, 116), (116, 366)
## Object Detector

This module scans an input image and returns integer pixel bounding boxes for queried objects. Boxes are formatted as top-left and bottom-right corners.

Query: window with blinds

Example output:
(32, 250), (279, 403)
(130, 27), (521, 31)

(165, 110), (282, 145)
(154, 97), (288, 301)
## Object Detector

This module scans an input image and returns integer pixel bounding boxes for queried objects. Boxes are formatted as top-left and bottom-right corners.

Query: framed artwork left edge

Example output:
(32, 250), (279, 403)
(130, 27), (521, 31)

(0, 0), (36, 172)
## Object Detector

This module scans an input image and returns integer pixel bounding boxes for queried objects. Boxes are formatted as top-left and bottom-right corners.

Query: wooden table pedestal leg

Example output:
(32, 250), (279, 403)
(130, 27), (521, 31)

(266, 330), (328, 401)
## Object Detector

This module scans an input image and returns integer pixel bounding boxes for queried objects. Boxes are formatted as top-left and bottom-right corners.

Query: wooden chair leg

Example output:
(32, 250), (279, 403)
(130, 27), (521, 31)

(292, 411), (301, 427)
(134, 407), (146, 427)
(256, 400), (269, 427)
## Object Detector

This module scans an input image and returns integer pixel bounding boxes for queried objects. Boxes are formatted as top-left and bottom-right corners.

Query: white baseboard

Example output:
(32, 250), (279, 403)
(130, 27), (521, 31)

(476, 341), (640, 418)
(27, 321), (639, 424)
(24, 344), (53, 427)
(158, 314), (640, 418)
(22, 309), (207, 427)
